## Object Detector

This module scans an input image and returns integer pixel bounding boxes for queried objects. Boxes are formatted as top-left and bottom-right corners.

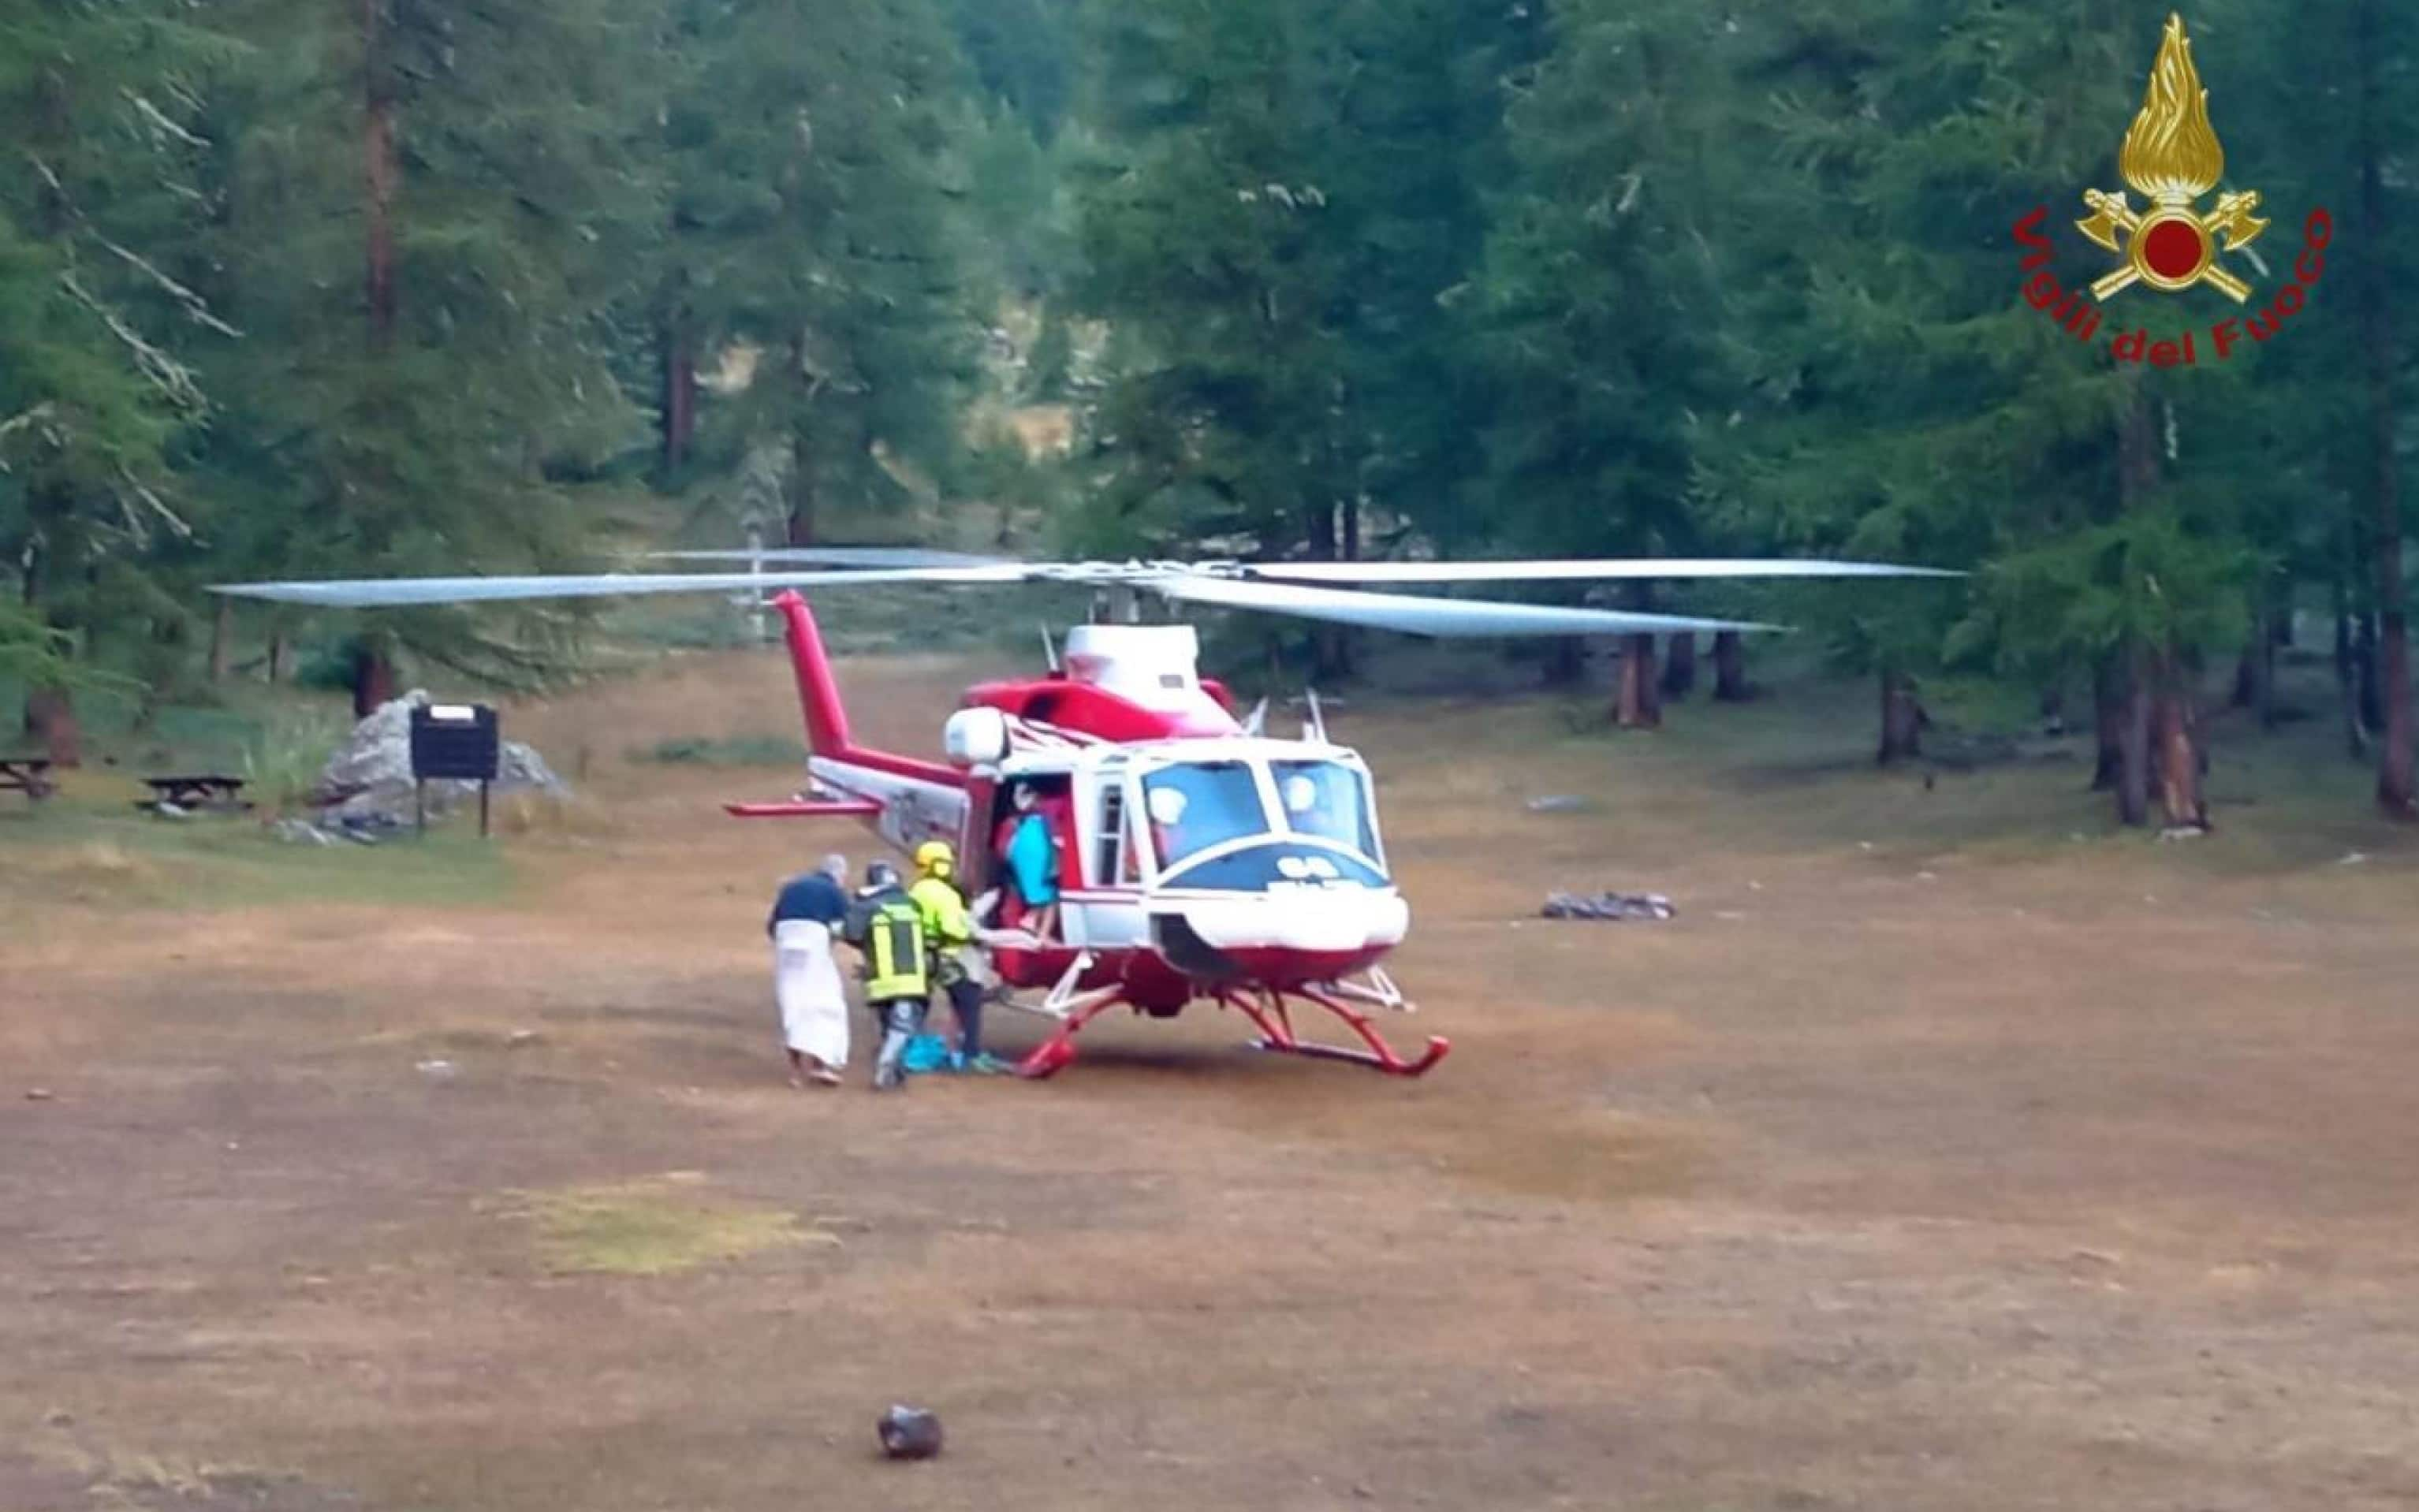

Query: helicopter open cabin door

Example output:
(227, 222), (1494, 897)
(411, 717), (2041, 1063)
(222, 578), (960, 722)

(1061, 756), (1150, 951)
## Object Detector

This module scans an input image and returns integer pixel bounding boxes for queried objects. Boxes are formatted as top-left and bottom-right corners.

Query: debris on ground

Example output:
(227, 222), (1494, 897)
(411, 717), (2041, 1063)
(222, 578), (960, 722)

(878, 1405), (944, 1460)
(415, 1059), (457, 1079)
(25, 1088), (55, 1102)
(1541, 891), (1675, 922)
(312, 690), (569, 827)
(1524, 795), (1590, 814)
(506, 1030), (541, 1048)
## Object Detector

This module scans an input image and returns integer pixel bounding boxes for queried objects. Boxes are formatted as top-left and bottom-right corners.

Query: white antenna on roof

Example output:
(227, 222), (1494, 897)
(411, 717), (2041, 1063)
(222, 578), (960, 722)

(1041, 625), (1060, 673)
(1301, 686), (1327, 743)
(1243, 697), (1268, 737)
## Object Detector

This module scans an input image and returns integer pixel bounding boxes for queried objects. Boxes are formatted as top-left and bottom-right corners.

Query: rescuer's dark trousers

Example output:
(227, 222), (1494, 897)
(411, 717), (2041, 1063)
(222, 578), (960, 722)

(870, 996), (928, 1086)
(943, 975), (984, 1060)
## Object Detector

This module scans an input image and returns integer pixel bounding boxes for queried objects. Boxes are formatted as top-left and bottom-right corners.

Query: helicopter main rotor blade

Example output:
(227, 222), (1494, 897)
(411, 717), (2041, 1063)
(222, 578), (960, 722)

(1152, 575), (1779, 638)
(1237, 558), (1960, 585)
(652, 547), (1017, 568)
(208, 564), (1030, 608)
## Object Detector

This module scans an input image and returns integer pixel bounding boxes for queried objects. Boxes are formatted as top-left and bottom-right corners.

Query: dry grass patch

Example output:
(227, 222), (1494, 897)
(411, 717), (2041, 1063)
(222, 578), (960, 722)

(504, 1174), (834, 1276)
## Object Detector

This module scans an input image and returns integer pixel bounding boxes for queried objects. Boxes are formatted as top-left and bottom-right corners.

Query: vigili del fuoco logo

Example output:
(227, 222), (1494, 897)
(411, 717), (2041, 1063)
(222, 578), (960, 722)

(2009, 11), (2330, 367)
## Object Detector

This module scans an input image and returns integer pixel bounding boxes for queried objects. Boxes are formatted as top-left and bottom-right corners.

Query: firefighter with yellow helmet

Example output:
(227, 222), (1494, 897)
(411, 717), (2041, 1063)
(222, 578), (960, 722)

(910, 840), (1005, 1074)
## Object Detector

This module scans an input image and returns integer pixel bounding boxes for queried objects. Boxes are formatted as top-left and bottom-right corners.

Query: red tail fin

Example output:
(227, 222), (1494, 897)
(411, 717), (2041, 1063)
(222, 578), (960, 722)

(773, 590), (852, 754)
(770, 590), (962, 787)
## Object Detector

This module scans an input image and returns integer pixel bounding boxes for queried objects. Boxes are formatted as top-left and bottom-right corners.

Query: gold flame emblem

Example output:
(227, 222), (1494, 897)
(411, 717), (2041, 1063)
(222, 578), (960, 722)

(2076, 13), (2267, 302)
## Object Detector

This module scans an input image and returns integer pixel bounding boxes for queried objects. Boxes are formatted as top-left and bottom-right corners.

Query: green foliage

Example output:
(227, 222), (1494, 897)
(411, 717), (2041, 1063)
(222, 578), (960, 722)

(240, 704), (348, 810)
(0, 599), (78, 689)
(663, 0), (979, 544)
(2, 0), (2413, 826)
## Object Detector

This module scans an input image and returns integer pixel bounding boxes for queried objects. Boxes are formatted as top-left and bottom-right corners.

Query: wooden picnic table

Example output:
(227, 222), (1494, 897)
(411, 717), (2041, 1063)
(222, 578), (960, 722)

(1, 754), (56, 803)
(139, 773), (252, 813)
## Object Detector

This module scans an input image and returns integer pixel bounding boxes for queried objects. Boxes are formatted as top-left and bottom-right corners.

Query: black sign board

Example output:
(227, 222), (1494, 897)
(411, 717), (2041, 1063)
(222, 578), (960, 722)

(408, 703), (500, 836)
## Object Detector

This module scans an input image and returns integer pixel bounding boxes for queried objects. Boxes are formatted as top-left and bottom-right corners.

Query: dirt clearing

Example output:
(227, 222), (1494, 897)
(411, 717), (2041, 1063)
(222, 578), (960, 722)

(6, 647), (2419, 1511)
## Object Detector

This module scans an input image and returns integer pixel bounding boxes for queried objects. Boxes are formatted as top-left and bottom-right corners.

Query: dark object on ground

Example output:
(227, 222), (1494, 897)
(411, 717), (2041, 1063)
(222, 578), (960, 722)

(1541, 891), (1675, 922)
(139, 773), (252, 814)
(878, 1405), (943, 1460)
(1, 754), (56, 803)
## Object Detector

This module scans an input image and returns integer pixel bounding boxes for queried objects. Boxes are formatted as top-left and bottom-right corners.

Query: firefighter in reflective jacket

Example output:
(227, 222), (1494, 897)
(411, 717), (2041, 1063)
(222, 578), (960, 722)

(910, 840), (1004, 1074)
(844, 859), (929, 1091)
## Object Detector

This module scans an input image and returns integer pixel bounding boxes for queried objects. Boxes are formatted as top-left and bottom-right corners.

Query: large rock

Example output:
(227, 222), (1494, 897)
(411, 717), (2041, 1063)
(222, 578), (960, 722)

(314, 690), (569, 824)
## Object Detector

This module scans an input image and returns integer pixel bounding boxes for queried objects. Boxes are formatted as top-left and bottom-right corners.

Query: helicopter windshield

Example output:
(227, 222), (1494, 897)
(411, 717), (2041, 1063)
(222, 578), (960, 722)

(1141, 761), (1268, 866)
(1271, 760), (1376, 858)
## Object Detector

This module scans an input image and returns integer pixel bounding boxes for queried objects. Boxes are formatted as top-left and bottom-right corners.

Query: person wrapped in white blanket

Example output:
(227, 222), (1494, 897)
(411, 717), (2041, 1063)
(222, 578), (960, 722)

(767, 853), (852, 1087)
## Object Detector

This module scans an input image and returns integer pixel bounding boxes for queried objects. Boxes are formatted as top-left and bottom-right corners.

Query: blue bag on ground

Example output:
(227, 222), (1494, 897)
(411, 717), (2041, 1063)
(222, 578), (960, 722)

(900, 1033), (952, 1074)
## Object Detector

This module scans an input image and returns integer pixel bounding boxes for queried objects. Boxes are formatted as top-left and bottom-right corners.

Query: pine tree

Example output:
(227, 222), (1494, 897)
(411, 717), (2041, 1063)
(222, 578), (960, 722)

(193, 0), (658, 712)
(0, 0), (231, 759)
(1072, 0), (1360, 668)
(661, 0), (977, 548)
(1709, 2), (2283, 823)
(1471, 0), (1739, 725)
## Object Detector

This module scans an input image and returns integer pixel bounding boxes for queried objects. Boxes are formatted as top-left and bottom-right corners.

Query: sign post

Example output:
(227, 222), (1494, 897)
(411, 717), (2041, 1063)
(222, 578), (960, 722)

(408, 703), (501, 838)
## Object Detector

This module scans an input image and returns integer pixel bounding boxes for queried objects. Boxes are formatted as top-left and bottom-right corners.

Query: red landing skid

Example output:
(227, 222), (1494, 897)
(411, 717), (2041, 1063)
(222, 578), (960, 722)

(1010, 955), (1449, 1080)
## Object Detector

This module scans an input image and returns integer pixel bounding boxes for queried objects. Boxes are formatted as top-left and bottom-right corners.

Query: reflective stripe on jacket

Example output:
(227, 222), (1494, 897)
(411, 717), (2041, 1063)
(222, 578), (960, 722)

(861, 896), (929, 1001)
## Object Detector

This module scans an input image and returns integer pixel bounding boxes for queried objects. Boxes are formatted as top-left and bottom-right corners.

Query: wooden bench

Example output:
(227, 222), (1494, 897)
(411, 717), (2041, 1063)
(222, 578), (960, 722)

(138, 773), (252, 814)
(0, 755), (56, 803)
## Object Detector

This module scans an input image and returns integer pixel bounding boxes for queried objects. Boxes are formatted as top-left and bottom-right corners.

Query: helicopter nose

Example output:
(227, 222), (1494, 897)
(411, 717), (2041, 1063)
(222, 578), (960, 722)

(1170, 887), (1410, 957)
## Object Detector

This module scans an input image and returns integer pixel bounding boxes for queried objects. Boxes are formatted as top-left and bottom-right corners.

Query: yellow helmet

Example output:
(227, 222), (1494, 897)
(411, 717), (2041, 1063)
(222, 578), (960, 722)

(913, 839), (955, 876)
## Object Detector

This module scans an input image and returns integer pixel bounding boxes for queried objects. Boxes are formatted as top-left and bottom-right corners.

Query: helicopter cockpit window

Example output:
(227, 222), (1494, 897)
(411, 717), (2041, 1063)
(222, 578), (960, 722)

(1140, 762), (1268, 866)
(1271, 760), (1377, 859)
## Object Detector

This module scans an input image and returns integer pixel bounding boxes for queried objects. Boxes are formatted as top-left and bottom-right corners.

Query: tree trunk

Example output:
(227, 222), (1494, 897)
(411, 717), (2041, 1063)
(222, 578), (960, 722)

(266, 631), (287, 684)
(2152, 649), (2208, 831)
(24, 686), (80, 767)
(1877, 667), (1922, 765)
(2355, 613), (2383, 736)
(1328, 495), (1361, 680)
(1660, 632), (1697, 699)
(2117, 646), (2152, 827)
(352, 644), (396, 718)
(2113, 370), (2168, 825)
(2358, 0), (2415, 815)
(1542, 636), (1586, 687)
(1712, 629), (1749, 702)
(2232, 604), (2275, 729)
(661, 315), (697, 475)
(363, 0), (397, 345)
(786, 423), (816, 546)
(2092, 657), (2124, 791)
(208, 597), (235, 683)
(1616, 583), (1660, 728)
(1616, 635), (1660, 728)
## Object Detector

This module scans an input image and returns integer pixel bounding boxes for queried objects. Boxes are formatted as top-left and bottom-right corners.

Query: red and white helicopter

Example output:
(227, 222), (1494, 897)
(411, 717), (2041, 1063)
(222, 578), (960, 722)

(219, 552), (1945, 1080)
